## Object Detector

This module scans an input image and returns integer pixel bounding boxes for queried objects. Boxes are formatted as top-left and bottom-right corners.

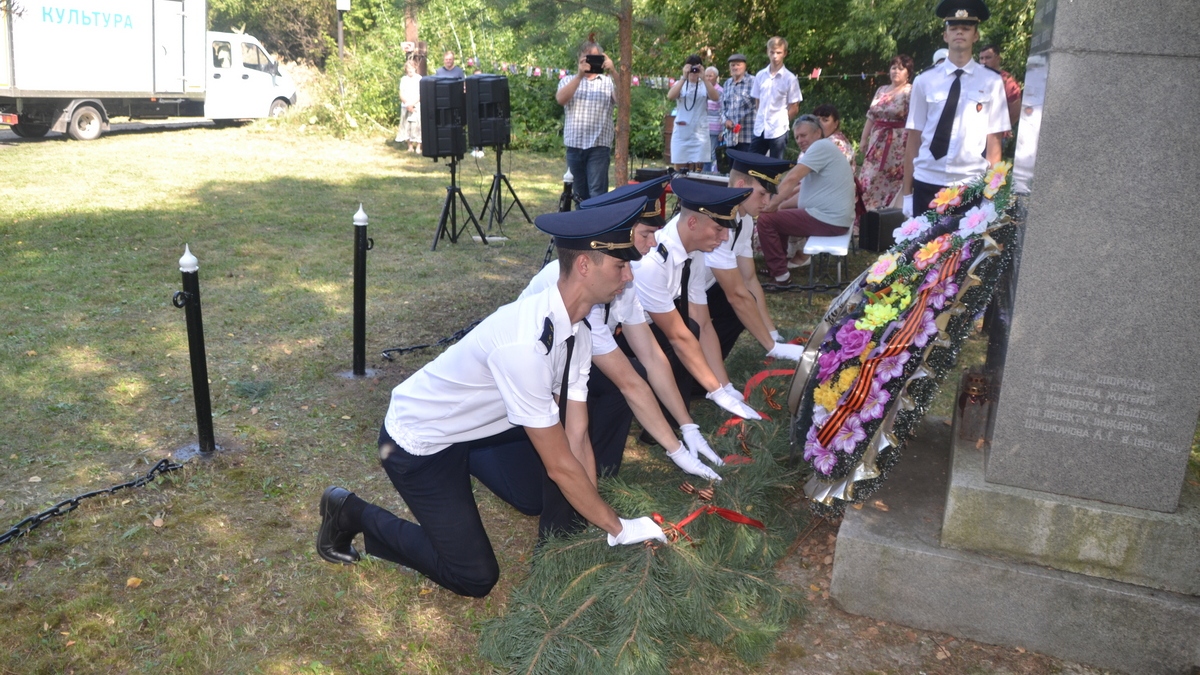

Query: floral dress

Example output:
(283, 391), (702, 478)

(858, 84), (911, 212)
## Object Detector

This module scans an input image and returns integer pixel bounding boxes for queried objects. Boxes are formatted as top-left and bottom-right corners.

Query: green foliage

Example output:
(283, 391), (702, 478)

(208, 0), (334, 64)
(480, 414), (806, 673)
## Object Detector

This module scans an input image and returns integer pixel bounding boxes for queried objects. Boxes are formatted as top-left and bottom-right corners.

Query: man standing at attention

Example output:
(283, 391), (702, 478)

(749, 37), (802, 159)
(315, 200), (667, 598)
(434, 50), (464, 79)
(720, 53), (755, 154)
(556, 39), (616, 201)
(901, 0), (1011, 216)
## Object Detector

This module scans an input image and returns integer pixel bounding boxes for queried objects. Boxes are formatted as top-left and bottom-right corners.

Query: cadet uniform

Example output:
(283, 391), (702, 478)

(632, 178), (752, 423)
(519, 177), (669, 475)
(704, 149), (794, 358)
(315, 199), (666, 598)
(906, 0), (1010, 212)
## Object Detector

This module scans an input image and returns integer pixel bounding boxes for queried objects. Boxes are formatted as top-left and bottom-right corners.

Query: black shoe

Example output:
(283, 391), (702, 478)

(638, 429), (658, 447)
(317, 486), (361, 564)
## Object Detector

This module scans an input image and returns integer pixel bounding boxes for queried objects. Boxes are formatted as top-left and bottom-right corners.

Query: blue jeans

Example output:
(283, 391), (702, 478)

(359, 425), (580, 597)
(750, 133), (788, 159)
(566, 145), (611, 201)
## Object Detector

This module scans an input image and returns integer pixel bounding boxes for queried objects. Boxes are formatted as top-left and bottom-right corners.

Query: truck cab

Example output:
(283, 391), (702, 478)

(205, 32), (295, 121)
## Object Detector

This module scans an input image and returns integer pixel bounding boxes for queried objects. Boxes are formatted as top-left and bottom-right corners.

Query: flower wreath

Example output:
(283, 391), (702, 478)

(789, 162), (1020, 516)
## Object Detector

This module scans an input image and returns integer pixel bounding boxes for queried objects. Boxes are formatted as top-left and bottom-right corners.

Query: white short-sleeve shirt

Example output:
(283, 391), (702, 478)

(703, 212), (753, 289)
(520, 260), (646, 356)
(633, 214), (709, 316)
(906, 60), (1011, 187)
(750, 66), (803, 140)
(383, 285), (591, 455)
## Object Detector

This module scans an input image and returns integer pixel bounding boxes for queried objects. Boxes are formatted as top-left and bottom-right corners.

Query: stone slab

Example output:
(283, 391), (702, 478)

(829, 420), (1200, 675)
(1034, 0), (1200, 58)
(943, 431), (1200, 595)
(985, 48), (1200, 512)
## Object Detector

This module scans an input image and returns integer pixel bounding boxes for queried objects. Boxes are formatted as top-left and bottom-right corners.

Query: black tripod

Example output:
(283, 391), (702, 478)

(477, 146), (530, 234)
(431, 157), (487, 251)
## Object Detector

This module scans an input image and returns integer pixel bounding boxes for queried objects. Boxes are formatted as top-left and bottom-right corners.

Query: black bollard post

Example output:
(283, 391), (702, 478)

(172, 245), (216, 454)
(557, 167), (574, 213)
(352, 204), (373, 377)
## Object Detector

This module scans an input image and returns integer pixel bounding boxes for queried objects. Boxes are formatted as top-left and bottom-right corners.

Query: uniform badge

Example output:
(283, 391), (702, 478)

(657, 243), (668, 261)
(538, 317), (554, 354)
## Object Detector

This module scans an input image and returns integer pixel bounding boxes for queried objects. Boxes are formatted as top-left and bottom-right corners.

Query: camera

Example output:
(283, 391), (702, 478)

(585, 54), (605, 74)
(689, 65), (701, 73)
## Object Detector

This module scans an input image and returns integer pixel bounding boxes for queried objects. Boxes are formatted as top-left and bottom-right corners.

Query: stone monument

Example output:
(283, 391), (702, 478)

(828, 0), (1200, 672)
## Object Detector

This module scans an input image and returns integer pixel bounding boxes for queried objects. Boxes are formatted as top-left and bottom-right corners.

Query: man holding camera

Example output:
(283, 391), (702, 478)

(556, 40), (616, 201)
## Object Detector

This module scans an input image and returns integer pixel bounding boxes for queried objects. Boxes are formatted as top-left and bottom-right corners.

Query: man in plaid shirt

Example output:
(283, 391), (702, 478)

(556, 40), (617, 201)
(720, 53), (755, 153)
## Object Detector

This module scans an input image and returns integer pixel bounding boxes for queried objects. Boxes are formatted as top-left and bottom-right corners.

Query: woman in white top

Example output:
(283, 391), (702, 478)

(667, 54), (720, 171)
(395, 60), (422, 153)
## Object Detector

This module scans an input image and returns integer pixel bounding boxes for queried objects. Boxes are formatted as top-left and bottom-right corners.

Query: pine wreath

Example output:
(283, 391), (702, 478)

(789, 163), (1020, 517)
(480, 406), (807, 674)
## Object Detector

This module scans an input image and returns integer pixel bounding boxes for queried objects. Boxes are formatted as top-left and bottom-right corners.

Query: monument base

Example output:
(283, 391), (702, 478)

(943, 433), (1200, 595)
(828, 419), (1200, 675)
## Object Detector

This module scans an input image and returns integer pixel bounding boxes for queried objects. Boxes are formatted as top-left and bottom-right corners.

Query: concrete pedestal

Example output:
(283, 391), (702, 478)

(829, 420), (1200, 674)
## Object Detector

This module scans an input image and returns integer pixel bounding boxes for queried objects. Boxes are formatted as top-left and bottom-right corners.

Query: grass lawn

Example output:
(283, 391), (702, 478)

(0, 120), (857, 674)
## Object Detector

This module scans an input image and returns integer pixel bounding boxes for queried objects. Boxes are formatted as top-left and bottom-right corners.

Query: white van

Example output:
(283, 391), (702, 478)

(0, 0), (296, 140)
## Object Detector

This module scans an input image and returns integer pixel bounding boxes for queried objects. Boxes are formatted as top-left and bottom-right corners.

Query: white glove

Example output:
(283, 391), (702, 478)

(769, 330), (783, 342)
(680, 424), (724, 467)
(607, 516), (668, 546)
(902, 193), (913, 218)
(706, 387), (762, 420)
(722, 381), (745, 401)
(767, 341), (804, 361)
(667, 442), (721, 480)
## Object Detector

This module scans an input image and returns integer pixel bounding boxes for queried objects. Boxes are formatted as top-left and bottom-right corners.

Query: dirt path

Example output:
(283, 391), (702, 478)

(765, 515), (1116, 675)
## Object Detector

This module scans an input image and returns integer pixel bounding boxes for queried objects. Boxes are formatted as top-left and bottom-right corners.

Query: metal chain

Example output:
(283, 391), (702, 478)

(0, 458), (185, 547)
(380, 319), (483, 361)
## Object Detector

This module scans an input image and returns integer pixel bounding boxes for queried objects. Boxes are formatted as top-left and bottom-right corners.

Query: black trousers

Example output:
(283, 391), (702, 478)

(912, 179), (944, 218)
(359, 424), (581, 598)
(585, 358), (643, 478)
(705, 282), (745, 361)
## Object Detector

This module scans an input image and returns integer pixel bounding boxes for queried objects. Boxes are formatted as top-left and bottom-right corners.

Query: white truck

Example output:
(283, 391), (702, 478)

(0, 0), (296, 140)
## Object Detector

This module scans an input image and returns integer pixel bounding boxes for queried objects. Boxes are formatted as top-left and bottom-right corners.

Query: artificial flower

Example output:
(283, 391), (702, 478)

(893, 216), (931, 244)
(875, 352), (911, 383)
(929, 186), (963, 214)
(866, 252), (899, 283)
(859, 380), (892, 422)
(835, 324), (873, 361)
(913, 234), (952, 270)
(957, 202), (997, 236)
(804, 439), (837, 475)
(817, 349), (843, 383)
(919, 268), (960, 310)
(832, 415), (867, 453)
(835, 366), (861, 395)
(855, 302), (900, 331)
(911, 308), (939, 349)
(982, 161), (1012, 199)
(813, 382), (842, 411)
(812, 404), (830, 427)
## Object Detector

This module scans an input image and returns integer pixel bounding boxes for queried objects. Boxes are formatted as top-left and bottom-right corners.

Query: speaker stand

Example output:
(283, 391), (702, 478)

(431, 157), (487, 251)
(477, 147), (531, 234)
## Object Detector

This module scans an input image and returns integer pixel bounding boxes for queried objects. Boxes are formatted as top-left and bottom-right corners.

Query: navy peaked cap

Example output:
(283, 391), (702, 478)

(670, 177), (752, 227)
(535, 198), (646, 261)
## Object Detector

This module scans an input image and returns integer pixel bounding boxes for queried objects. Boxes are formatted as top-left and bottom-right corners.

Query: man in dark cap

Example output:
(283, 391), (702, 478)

(901, 0), (1011, 217)
(515, 177), (727, 482)
(315, 199), (666, 598)
(700, 149), (805, 361)
(632, 177), (764, 423)
(720, 53), (755, 153)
